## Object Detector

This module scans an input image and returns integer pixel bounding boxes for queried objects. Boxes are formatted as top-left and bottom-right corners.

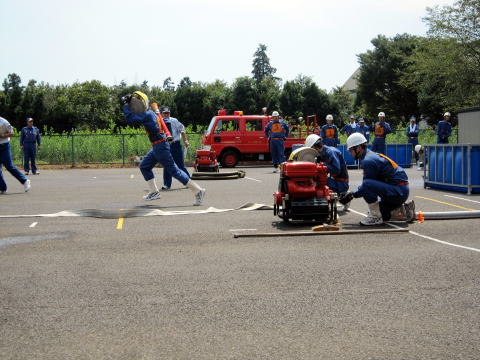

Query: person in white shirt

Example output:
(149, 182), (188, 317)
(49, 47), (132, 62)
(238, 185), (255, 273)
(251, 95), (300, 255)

(0, 116), (31, 193)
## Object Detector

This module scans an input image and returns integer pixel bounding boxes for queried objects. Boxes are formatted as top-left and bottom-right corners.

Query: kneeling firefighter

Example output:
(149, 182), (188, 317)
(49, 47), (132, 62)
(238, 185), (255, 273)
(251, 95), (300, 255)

(305, 134), (350, 211)
(339, 133), (415, 225)
(121, 91), (206, 205)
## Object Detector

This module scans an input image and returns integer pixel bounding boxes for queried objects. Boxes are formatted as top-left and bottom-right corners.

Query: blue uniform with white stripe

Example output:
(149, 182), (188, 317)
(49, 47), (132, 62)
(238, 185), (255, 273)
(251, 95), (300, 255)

(162, 116), (190, 188)
(340, 122), (357, 136)
(320, 124), (339, 147)
(406, 123), (419, 162)
(371, 121), (392, 154)
(353, 149), (409, 220)
(316, 145), (349, 195)
(265, 120), (289, 166)
(20, 126), (41, 174)
(356, 124), (370, 142)
(436, 120), (452, 144)
(122, 105), (189, 185)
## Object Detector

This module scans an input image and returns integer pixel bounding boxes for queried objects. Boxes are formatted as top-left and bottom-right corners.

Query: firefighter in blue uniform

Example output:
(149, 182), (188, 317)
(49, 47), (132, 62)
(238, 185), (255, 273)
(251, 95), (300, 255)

(160, 107), (190, 190)
(406, 116), (420, 165)
(339, 133), (415, 225)
(20, 117), (41, 175)
(321, 114), (339, 147)
(305, 134), (350, 211)
(371, 112), (392, 155)
(121, 91), (205, 205)
(340, 115), (357, 137)
(436, 112), (452, 144)
(265, 111), (289, 173)
(356, 118), (370, 142)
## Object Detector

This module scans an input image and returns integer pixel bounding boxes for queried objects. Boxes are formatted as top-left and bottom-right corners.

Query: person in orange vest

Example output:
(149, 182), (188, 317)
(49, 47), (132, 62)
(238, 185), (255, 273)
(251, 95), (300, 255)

(265, 111), (289, 173)
(370, 112), (392, 154)
(320, 114), (339, 147)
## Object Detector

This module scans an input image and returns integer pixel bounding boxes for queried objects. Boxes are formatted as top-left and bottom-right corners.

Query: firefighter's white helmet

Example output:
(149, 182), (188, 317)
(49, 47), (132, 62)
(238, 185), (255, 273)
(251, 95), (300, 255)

(444, 112), (451, 117)
(415, 144), (422, 153)
(272, 111), (279, 117)
(305, 134), (321, 148)
(346, 133), (368, 150)
(378, 112), (385, 117)
(326, 114), (333, 121)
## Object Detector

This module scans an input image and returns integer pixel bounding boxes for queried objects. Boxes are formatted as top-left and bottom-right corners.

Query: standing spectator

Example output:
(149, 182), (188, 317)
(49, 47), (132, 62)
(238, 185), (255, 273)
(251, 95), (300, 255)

(0, 116), (31, 194)
(340, 115), (357, 137)
(371, 112), (392, 155)
(436, 112), (452, 144)
(321, 114), (339, 147)
(356, 118), (370, 142)
(265, 111), (289, 173)
(160, 107), (190, 190)
(20, 117), (41, 175)
(406, 116), (420, 165)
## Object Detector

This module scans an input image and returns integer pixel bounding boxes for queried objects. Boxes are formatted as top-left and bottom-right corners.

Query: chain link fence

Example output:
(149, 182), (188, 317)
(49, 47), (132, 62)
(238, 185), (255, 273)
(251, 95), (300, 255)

(9, 129), (457, 167)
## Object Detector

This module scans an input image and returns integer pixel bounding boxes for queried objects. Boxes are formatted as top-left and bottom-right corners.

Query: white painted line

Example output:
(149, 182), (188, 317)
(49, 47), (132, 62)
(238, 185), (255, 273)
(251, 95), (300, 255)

(245, 177), (262, 183)
(444, 194), (480, 205)
(29, 222), (38, 228)
(229, 229), (257, 232)
(348, 208), (480, 253)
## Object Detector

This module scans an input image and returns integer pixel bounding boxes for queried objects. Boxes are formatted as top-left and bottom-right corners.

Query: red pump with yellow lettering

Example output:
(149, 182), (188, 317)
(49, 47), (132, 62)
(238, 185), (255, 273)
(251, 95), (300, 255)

(273, 161), (337, 224)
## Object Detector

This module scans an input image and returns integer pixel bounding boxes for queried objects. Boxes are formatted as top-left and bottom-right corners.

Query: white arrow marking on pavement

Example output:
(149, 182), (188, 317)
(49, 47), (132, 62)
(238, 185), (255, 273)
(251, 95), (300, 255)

(245, 177), (262, 182)
(29, 222), (38, 228)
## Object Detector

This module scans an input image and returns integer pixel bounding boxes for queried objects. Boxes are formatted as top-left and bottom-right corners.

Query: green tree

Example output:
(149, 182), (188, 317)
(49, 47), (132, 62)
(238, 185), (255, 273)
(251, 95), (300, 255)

(279, 80), (304, 117)
(230, 76), (257, 114)
(255, 77), (281, 114)
(251, 44), (277, 84)
(356, 34), (421, 126)
(2, 73), (24, 127)
(174, 80), (207, 126)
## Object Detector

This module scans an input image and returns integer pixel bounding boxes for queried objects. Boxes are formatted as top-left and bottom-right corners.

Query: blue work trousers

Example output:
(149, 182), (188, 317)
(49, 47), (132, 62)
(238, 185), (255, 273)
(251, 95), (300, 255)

(437, 136), (449, 144)
(270, 139), (286, 166)
(140, 142), (189, 185)
(23, 143), (37, 173)
(355, 178), (409, 220)
(163, 141), (189, 188)
(371, 138), (386, 154)
(0, 142), (27, 191)
(327, 177), (349, 196)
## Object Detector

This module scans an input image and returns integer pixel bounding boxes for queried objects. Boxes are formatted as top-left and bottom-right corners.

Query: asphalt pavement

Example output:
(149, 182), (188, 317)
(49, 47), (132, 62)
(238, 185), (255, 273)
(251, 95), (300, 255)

(0, 165), (479, 359)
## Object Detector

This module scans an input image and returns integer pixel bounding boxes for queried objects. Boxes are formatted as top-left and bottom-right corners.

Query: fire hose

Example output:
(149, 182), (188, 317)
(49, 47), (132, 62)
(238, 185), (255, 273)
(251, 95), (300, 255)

(191, 170), (246, 180)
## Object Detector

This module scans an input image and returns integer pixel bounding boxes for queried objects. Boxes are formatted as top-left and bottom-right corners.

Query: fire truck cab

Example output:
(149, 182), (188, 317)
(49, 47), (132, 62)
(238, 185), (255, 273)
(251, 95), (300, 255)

(202, 110), (317, 168)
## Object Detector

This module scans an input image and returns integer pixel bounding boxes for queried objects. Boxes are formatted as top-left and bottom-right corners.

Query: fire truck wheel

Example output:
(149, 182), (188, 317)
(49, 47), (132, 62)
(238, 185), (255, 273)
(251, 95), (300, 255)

(220, 150), (239, 168)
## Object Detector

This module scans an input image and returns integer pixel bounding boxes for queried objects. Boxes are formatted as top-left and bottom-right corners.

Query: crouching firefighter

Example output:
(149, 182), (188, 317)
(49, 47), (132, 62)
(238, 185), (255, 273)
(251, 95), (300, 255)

(121, 91), (206, 205)
(339, 133), (415, 225)
(304, 134), (350, 211)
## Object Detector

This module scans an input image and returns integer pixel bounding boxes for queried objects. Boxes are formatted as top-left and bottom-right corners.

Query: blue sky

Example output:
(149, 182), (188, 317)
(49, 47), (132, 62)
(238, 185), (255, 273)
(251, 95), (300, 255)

(0, 0), (451, 91)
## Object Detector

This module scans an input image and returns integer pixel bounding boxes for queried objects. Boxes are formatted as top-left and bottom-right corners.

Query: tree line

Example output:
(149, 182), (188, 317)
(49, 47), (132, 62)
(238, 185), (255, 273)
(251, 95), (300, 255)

(0, 0), (477, 134)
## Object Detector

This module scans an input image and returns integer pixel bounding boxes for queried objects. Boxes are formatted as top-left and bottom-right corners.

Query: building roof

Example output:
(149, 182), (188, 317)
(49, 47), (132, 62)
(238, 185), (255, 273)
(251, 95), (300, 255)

(342, 68), (360, 93)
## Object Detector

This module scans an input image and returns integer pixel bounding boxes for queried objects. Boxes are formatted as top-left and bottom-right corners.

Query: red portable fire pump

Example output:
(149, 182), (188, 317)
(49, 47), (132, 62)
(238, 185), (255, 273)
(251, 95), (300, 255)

(273, 161), (338, 224)
(193, 149), (220, 172)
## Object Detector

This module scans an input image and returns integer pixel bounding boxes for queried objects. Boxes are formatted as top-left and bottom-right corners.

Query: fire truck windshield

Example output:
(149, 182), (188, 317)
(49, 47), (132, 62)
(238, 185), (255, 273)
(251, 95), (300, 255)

(206, 116), (217, 134)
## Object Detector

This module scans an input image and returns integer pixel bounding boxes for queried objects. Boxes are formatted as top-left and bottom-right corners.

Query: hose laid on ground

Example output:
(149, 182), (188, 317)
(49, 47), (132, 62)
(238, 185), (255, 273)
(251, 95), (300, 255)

(191, 170), (246, 180)
(417, 210), (480, 220)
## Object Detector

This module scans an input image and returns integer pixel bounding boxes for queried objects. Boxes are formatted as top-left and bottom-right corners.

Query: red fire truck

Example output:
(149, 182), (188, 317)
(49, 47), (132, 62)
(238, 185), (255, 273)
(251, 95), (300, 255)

(201, 110), (319, 167)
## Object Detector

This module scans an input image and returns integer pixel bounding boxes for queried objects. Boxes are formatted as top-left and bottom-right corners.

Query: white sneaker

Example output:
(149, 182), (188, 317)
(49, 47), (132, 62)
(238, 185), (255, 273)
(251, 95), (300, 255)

(0, 190), (6, 194)
(404, 200), (416, 223)
(342, 202), (351, 212)
(273, 168), (278, 173)
(161, 185), (170, 191)
(360, 202), (383, 226)
(143, 191), (161, 201)
(194, 189), (206, 206)
(24, 179), (31, 192)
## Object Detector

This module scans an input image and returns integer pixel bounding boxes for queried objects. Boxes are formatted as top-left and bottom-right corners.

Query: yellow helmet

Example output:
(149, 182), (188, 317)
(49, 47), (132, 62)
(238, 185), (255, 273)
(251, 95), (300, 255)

(130, 91), (149, 113)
